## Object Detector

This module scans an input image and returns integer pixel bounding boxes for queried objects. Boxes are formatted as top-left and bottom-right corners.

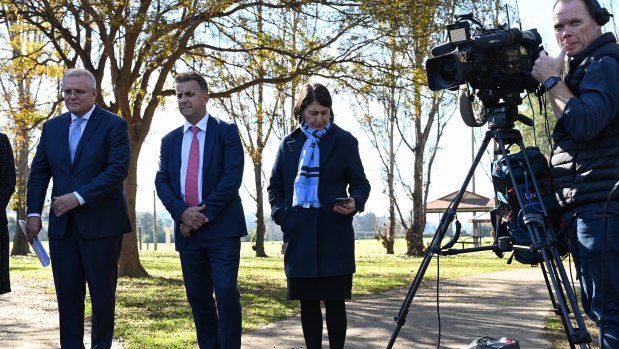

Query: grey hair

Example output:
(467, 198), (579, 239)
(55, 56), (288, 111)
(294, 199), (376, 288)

(63, 68), (97, 89)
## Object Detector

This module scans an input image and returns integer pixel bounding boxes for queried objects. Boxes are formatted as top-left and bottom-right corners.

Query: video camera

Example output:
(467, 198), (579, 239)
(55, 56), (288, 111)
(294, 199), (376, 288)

(426, 14), (543, 107)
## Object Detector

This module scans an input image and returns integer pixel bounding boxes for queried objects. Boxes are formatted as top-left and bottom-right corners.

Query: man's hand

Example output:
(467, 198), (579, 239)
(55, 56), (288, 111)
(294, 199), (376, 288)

(180, 204), (208, 231)
(51, 193), (80, 217)
(333, 198), (356, 215)
(180, 223), (192, 238)
(532, 47), (567, 84)
(25, 216), (42, 244)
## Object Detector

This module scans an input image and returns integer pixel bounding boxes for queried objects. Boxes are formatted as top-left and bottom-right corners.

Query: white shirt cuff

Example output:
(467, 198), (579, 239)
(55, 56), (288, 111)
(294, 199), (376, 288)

(73, 191), (86, 205)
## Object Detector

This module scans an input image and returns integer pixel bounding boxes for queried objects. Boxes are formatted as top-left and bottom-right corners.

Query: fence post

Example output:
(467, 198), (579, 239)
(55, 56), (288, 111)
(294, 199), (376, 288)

(138, 226), (142, 250)
(153, 190), (158, 251)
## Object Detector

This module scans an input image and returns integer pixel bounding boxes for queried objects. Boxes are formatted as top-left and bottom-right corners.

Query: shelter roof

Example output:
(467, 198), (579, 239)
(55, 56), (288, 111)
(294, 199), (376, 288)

(426, 190), (495, 213)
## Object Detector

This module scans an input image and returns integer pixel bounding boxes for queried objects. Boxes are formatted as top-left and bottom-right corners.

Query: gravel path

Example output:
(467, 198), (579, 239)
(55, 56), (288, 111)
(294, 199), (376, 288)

(0, 274), (125, 349)
(241, 267), (556, 349)
(1, 266), (564, 348)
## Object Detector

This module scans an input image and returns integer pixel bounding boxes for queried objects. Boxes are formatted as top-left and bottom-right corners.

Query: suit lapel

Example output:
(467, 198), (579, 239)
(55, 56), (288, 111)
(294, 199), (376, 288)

(59, 114), (72, 167)
(171, 127), (183, 195)
(201, 116), (218, 181)
(286, 131), (303, 155)
(72, 106), (102, 167)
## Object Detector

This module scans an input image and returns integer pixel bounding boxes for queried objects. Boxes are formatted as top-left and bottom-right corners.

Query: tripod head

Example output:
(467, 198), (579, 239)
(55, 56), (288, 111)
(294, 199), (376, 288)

(459, 86), (534, 129)
(485, 102), (534, 130)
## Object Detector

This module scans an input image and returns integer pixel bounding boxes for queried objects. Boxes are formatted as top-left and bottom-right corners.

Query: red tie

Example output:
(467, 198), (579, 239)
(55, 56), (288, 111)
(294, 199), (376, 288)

(185, 126), (200, 207)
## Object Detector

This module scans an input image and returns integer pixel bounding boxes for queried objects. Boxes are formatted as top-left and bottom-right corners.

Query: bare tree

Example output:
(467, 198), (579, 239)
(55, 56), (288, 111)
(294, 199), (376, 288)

(1, 0), (374, 270)
(197, 2), (373, 256)
(0, 9), (62, 255)
(344, 0), (503, 255)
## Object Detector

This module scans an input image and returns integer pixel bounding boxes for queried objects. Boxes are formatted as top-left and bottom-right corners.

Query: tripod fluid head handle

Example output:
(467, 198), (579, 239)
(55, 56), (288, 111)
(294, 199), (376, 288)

(516, 113), (534, 126)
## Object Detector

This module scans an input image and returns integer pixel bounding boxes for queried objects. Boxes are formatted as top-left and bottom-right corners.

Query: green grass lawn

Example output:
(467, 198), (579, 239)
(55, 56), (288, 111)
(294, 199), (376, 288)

(10, 238), (529, 349)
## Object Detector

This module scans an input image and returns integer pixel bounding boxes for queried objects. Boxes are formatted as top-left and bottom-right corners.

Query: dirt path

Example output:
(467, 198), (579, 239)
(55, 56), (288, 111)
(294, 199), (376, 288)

(1, 266), (568, 349)
(0, 274), (125, 349)
(241, 267), (557, 349)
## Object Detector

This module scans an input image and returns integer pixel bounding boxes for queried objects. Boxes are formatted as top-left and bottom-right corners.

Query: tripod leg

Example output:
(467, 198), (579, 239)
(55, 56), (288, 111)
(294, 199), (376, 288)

(540, 258), (580, 349)
(493, 132), (591, 348)
(386, 131), (494, 349)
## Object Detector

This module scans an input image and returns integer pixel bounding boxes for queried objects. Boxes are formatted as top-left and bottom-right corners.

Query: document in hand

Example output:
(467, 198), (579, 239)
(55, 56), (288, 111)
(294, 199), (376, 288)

(18, 220), (51, 267)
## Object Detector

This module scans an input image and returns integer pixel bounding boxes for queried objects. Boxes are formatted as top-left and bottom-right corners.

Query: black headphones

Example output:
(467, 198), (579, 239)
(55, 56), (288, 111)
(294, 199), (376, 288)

(588, 0), (612, 26)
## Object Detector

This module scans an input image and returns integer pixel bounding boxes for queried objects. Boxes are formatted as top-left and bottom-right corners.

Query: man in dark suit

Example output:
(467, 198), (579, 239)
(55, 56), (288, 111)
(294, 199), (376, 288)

(155, 72), (247, 349)
(25, 68), (131, 349)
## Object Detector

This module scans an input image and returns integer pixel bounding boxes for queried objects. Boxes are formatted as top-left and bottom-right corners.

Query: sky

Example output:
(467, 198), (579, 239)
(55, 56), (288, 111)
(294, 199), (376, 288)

(135, 0), (570, 216)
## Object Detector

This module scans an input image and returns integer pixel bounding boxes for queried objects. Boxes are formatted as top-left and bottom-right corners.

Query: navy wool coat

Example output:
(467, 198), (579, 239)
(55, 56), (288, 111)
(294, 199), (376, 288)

(267, 124), (371, 278)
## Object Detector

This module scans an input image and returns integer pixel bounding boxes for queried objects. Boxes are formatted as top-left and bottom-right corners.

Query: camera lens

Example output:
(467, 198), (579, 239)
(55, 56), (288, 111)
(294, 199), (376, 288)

(426, 54), (464, 91)
(437, 60), (458, 85)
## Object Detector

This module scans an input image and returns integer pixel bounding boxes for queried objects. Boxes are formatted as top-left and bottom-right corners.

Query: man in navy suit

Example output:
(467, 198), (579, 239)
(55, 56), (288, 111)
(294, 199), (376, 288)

(155, 72), (247, 349)
(25, 68), (131, 349)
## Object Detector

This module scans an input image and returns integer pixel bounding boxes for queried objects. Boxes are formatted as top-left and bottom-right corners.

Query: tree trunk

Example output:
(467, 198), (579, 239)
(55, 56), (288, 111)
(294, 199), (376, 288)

(253, 160), (267, 257)
(10, 205), (29, 255)
(406, 89), (427, 257)
(385, 107), (396, 255)
(117, 148), (148, 277)
(11, 126), (31, 256)
(379, 43), (398, 255)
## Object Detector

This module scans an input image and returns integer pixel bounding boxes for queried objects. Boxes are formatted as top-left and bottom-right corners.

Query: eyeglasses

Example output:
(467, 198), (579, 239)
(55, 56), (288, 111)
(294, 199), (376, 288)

(62, 88), (94, 97)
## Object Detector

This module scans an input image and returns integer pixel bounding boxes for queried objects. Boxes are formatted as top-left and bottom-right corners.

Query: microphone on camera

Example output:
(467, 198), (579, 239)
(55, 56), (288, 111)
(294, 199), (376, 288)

(431, 42), (457, 57)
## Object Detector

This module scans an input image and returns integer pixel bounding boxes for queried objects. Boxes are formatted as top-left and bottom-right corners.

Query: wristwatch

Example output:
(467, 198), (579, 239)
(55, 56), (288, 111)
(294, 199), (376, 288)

(543, 76), (562, 91)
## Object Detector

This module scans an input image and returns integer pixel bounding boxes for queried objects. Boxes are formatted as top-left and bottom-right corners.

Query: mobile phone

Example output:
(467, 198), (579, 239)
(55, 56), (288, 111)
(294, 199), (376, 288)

(334, 197), (351, 205)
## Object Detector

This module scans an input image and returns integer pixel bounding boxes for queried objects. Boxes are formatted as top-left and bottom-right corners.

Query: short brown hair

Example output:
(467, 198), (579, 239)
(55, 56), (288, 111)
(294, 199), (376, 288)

(175, 72), (209, 92)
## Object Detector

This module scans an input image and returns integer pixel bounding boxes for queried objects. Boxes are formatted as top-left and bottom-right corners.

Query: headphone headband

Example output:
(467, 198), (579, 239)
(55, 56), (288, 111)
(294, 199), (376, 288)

(588, 0), (612, 26)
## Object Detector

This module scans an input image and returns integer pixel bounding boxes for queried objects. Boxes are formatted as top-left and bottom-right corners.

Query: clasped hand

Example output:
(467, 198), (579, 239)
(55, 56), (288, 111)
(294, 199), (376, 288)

(180, 204), (208, 237)
(51, 193), (80, 217)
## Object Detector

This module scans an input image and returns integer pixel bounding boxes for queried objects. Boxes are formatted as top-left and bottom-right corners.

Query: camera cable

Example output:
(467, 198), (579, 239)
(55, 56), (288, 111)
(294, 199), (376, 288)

(436, 253), (442, 349)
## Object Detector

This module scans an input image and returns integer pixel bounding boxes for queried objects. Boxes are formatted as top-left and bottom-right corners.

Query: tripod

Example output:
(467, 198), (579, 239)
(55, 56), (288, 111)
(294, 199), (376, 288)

(386, 103), (592, 349)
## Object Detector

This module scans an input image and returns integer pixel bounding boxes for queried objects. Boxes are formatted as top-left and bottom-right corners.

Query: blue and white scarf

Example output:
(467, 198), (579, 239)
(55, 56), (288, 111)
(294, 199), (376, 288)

(292, 120), (331, 208)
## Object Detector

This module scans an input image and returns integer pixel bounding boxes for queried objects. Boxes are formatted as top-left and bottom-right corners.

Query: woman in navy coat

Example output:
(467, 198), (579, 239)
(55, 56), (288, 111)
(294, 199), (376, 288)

(267, 83), (370, 349)
(0, 132), (16, 295)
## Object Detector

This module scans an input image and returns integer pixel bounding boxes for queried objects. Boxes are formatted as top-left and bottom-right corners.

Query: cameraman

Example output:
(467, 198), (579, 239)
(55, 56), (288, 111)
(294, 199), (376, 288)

(532, 0), (619, 347)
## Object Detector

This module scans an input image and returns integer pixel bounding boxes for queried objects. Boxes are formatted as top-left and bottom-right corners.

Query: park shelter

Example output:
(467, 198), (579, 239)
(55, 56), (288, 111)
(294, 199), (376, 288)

(426, 191), (495, 246)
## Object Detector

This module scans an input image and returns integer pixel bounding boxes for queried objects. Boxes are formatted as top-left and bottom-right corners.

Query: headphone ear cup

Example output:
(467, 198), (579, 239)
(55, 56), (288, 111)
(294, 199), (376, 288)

(590, 0), (611, 25)
(596, 8), (611, 25)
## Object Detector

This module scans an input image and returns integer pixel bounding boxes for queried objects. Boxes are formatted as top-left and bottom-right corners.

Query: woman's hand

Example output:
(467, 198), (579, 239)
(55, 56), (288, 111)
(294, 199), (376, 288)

(333, 198), (356, 215)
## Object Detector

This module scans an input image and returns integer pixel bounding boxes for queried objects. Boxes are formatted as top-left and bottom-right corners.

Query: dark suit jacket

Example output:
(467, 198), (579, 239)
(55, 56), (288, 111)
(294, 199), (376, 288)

(155, 116), (248, 251)
(26, 105), (132, 238)
(267, 124), (371, 278)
